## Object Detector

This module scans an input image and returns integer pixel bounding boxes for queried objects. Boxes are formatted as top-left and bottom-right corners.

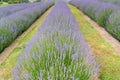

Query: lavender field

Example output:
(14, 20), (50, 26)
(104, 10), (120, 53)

(70, 0), (120, 41)
(0, 0), (120, 80)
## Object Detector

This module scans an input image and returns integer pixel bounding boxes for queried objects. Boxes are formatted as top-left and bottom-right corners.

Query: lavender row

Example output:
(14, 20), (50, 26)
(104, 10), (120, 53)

(0, 2), (45, 19)
(97, 0), (120, 6)
(70, 0), (120, 41)
(0, 1), (54, 53)
(13, 1), (99, 80)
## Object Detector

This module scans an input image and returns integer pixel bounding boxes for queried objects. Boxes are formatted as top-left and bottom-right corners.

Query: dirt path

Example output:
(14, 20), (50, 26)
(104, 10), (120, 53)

(80, 11), (120, 54)
(0, 7), (52, 65)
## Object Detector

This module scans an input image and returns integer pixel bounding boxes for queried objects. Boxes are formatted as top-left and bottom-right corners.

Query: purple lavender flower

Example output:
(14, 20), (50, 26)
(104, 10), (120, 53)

(0, 1), (54, 53)
(13, 1), (99, 80)
(70, 0), (120, 40)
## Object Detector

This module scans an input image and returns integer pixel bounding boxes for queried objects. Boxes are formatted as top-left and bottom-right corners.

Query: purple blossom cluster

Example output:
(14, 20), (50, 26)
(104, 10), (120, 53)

(0, 1), (54, 53)
(13, 1), (99, 80)
(0, 2), (44, 19)
(70, 0), (120, 41)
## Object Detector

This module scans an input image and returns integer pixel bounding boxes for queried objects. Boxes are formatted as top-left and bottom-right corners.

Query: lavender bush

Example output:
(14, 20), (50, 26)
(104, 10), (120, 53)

(0, 2), (44, 19)
(95, 3), (118, 27)
(0, 1), (54, 53)
(13, 1), (99, 80)
(71, 0), (100, 20)
(70, 0), (119, 27)
(97, 0), (120, 6)
(106, 11), (120, 40)
(70, 0), (120, 41)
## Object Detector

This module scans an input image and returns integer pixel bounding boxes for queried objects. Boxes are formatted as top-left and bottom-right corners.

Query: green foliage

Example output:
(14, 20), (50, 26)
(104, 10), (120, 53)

(19, 0), (29, 3)
(106, 11), (120, 40)
(95, 9), (114, 27)
(1, 0), (29, 4)
(8, 0), (19, 4)
(0, 29), (13, 52)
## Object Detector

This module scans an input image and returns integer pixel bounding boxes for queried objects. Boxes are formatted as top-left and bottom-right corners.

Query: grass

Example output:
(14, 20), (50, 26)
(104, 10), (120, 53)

(0, 2), (9, 7)
(69, 5), (120, 80)
(0, 7), (52, 80)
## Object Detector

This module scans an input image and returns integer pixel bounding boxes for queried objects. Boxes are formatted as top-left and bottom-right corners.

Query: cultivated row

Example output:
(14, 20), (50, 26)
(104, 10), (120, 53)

(70, 0), (120, 41)
(0, 2), (43, 19)
(0, 1), (54, 53)
(97, 0), (120, 6)
(13, 1), (99, 80)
